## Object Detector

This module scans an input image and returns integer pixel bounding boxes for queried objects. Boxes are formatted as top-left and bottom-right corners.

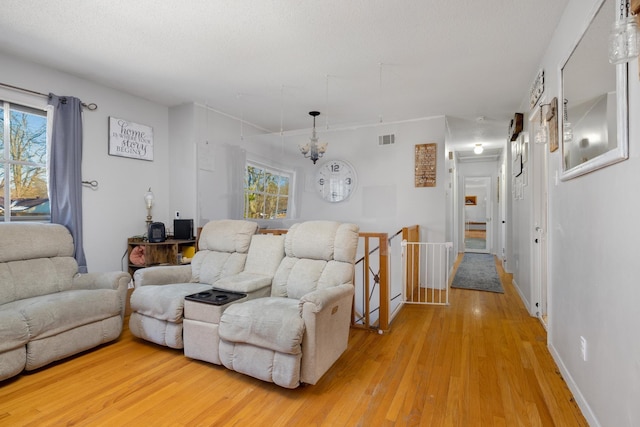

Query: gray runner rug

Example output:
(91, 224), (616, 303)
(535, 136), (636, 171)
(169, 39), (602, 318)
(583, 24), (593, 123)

(451, 253), (504, 293)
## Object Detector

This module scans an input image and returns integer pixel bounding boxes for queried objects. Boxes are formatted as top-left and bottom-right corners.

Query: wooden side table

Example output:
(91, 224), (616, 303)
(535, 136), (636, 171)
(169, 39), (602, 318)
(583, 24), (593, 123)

(126, 238), (196, 276)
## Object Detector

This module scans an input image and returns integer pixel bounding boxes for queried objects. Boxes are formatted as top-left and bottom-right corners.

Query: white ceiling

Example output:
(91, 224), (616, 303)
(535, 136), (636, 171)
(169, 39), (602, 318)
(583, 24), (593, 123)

(0, 0), (569, 154)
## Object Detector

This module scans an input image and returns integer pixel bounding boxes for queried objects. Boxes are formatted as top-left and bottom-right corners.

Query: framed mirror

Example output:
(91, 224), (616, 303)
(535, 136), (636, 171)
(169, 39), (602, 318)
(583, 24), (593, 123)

(560, 0), (629, 180)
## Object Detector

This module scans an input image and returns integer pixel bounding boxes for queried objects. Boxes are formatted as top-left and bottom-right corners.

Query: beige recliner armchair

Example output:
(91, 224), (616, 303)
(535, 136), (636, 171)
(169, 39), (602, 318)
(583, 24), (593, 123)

(129, 219), (260, 348)
(218, 221), (359, 388)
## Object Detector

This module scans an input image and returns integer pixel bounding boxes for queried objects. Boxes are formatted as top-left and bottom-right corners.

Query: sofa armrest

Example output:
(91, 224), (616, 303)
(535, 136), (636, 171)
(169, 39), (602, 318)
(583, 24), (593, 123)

(300, 283), (354, 313)
(72, 271), (131, 319)
(299, 283), (354, 385)
(133, 265), (192, 287)
(213, 272), (273, 294)
(72, 271), (131, 292)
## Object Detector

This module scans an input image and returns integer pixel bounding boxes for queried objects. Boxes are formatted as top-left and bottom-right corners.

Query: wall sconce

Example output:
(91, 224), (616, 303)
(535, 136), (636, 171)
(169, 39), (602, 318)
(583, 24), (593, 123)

(535, 103), (549, 144)
(473, 144), (484, 154)
(299, 111), (328, 164)
(608, 0), (639, 64)
(144, 187), (154, 227)
(563, 99), (573, 144)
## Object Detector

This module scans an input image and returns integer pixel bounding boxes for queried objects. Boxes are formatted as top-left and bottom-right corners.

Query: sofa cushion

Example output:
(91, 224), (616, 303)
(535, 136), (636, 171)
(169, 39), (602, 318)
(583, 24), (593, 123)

(0, 223), (74, 263)
(130, 283), (211, 323)
(219, 297), (304, 355)
(271, 258), (328, 299)
(284, 221), (339, 261)
(0, 258), (78, 305)
(243, 234), (285, 274)
(270, 221), (360, 299)
(0, 309), (29, 352)
(198, 220), (257, 253)
(4, 289), (121, 340)
(190, 252), (247, 285)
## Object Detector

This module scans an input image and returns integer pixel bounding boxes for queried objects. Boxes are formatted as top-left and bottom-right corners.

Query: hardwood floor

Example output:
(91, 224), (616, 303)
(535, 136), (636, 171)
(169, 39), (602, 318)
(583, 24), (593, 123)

(0, 256), (587, 426)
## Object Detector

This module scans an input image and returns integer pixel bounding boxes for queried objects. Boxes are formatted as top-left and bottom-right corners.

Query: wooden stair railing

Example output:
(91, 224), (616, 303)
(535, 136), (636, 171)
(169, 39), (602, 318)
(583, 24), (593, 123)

(259, 225), (420, 333)
(353, 232), (390, 332)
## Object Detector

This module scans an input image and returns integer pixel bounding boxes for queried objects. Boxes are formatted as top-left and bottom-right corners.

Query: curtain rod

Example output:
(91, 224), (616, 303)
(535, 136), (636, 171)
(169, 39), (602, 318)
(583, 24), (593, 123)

(0, 82), (98, 110)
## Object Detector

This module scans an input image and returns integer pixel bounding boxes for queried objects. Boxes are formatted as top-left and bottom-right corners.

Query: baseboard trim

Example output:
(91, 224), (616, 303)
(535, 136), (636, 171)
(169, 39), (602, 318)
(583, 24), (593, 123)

(548, 342), (600, 427)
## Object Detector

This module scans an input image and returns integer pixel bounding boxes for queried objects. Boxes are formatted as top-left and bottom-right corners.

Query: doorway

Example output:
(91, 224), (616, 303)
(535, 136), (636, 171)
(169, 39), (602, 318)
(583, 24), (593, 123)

(463, 176), (492, 254)
(531, 111), (549, 327)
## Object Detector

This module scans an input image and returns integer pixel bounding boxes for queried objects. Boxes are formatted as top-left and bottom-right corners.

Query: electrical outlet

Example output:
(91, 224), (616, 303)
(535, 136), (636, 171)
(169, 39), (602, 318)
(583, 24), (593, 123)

(580, 336), (587, 361)
(175, 211), (180, 219)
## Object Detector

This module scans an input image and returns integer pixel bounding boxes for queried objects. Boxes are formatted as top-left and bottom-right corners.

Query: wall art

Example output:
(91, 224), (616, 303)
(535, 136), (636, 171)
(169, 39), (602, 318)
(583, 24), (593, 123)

(414, 143), (437, 187)
(109, 117), (154, 161)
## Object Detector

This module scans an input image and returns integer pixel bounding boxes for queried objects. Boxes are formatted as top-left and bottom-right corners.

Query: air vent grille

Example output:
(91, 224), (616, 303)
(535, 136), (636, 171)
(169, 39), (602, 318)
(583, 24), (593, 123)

(378, 134), (395, 145)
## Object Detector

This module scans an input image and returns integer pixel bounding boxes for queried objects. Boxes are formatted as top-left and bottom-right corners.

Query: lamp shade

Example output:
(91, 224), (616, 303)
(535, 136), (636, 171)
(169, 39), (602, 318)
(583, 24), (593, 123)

(144, 188), (154, 209)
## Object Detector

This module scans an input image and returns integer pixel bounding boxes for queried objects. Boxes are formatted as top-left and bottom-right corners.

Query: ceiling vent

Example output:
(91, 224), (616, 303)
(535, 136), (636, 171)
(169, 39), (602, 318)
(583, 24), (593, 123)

(378, 134), (395, 146)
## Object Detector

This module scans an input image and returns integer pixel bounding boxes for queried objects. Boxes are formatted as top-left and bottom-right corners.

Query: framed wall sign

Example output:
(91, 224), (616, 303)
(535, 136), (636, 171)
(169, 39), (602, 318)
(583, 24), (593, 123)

(414, 143), (437, 187)
(108, 117), (154, 161)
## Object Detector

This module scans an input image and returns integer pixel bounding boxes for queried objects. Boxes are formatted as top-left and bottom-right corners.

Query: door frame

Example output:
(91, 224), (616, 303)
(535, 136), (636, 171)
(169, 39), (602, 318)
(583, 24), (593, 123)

(462, 176), (492, 254)
(530, 109), (550, 328)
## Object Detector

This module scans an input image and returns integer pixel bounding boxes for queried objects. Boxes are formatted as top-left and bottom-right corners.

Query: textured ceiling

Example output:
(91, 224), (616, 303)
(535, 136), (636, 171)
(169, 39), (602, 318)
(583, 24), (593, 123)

(0, 0), (569, 152)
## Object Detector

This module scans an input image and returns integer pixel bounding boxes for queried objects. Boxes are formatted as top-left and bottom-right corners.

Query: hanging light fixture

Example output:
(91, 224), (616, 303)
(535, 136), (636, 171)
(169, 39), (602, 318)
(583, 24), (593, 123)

(608, 0), (639, 64)
(299, 111), (327, 164)
(474, 143), (484, 154)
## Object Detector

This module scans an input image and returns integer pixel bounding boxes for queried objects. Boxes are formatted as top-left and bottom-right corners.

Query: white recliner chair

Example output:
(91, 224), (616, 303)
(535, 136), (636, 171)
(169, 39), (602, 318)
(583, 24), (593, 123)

(129, 219), (260, 348)
(218, 221), (359, 388)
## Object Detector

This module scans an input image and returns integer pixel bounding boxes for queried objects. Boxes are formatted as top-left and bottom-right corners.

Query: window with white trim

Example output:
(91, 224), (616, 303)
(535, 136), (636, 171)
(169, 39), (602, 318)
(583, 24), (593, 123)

(0, 100), (50, 222)
(244, 161), (292, 220)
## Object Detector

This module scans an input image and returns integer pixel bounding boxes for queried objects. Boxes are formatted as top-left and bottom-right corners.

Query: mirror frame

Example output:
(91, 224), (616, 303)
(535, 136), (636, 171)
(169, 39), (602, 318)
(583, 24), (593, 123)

(559, 0), (629, 181)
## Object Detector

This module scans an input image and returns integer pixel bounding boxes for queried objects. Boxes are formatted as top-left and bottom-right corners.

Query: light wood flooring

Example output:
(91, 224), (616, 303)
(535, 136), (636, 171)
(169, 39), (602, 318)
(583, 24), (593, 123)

(0, 255), (587, 426)
(465, 229), (486, 239)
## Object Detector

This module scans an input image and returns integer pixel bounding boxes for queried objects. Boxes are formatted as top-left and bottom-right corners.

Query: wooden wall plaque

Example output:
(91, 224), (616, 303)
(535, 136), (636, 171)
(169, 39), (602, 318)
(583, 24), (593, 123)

(415, 143), (437, 187)
(546, 97), (559, 153)
(632, 0), (640, 19)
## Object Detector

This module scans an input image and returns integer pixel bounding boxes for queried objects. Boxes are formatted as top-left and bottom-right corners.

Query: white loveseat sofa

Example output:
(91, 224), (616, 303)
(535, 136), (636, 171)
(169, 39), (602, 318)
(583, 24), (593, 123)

(0, 223), (130, 381)
(129, 219), (359, 389)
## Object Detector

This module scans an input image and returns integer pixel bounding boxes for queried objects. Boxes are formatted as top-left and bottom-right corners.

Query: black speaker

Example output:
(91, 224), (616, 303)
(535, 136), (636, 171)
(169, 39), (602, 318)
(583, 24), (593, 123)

(174, 219), (194, 240)
(148, 222), (166, 243)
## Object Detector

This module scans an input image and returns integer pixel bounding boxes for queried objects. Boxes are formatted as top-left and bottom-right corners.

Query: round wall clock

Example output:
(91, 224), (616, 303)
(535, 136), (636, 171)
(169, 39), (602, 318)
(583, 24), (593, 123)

(315, 159), (357, 203)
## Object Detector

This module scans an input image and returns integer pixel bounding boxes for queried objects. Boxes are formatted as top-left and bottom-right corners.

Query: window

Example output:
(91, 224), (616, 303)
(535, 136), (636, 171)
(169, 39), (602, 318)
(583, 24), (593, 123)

(244, 161), (292, 220)
(0, 100), (50, 222)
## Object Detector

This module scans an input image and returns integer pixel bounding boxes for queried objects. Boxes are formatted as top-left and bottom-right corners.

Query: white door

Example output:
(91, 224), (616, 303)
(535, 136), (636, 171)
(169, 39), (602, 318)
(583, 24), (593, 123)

(531, 111), (549, 327)
(499, 165), (507, 266)
(463, 176), (492, 254)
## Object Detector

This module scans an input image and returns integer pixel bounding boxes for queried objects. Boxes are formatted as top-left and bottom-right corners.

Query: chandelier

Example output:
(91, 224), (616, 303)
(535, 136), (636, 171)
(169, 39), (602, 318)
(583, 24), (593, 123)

(299, 111), (327, 164)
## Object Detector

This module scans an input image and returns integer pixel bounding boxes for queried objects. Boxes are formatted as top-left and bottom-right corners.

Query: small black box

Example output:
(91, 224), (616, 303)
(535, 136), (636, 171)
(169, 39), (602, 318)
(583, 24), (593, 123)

(148, 222), (166, 243)
(174, 219), (194, 240)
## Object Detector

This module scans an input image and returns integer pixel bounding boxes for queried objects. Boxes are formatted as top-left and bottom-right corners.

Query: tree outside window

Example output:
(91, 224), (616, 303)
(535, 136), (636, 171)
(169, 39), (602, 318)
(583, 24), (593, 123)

(244, 163), (291, 219)
(0, 101), (49, 221)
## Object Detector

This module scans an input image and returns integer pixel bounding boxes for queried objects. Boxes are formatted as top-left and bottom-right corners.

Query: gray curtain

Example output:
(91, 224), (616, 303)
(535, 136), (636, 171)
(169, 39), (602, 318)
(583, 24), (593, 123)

(48, 94), (87, 273)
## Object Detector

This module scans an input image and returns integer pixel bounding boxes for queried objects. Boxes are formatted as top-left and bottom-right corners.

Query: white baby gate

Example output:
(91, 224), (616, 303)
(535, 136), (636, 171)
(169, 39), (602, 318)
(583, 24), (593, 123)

(401, 240), (453, 306)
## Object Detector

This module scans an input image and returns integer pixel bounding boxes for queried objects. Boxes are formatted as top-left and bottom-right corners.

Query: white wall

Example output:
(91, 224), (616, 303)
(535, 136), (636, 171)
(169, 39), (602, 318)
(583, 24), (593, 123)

(518, 0), (640, 424)
(290, 118), (448, 240)
(1, 52), (172, 274)
(187, 110), (449, 240)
